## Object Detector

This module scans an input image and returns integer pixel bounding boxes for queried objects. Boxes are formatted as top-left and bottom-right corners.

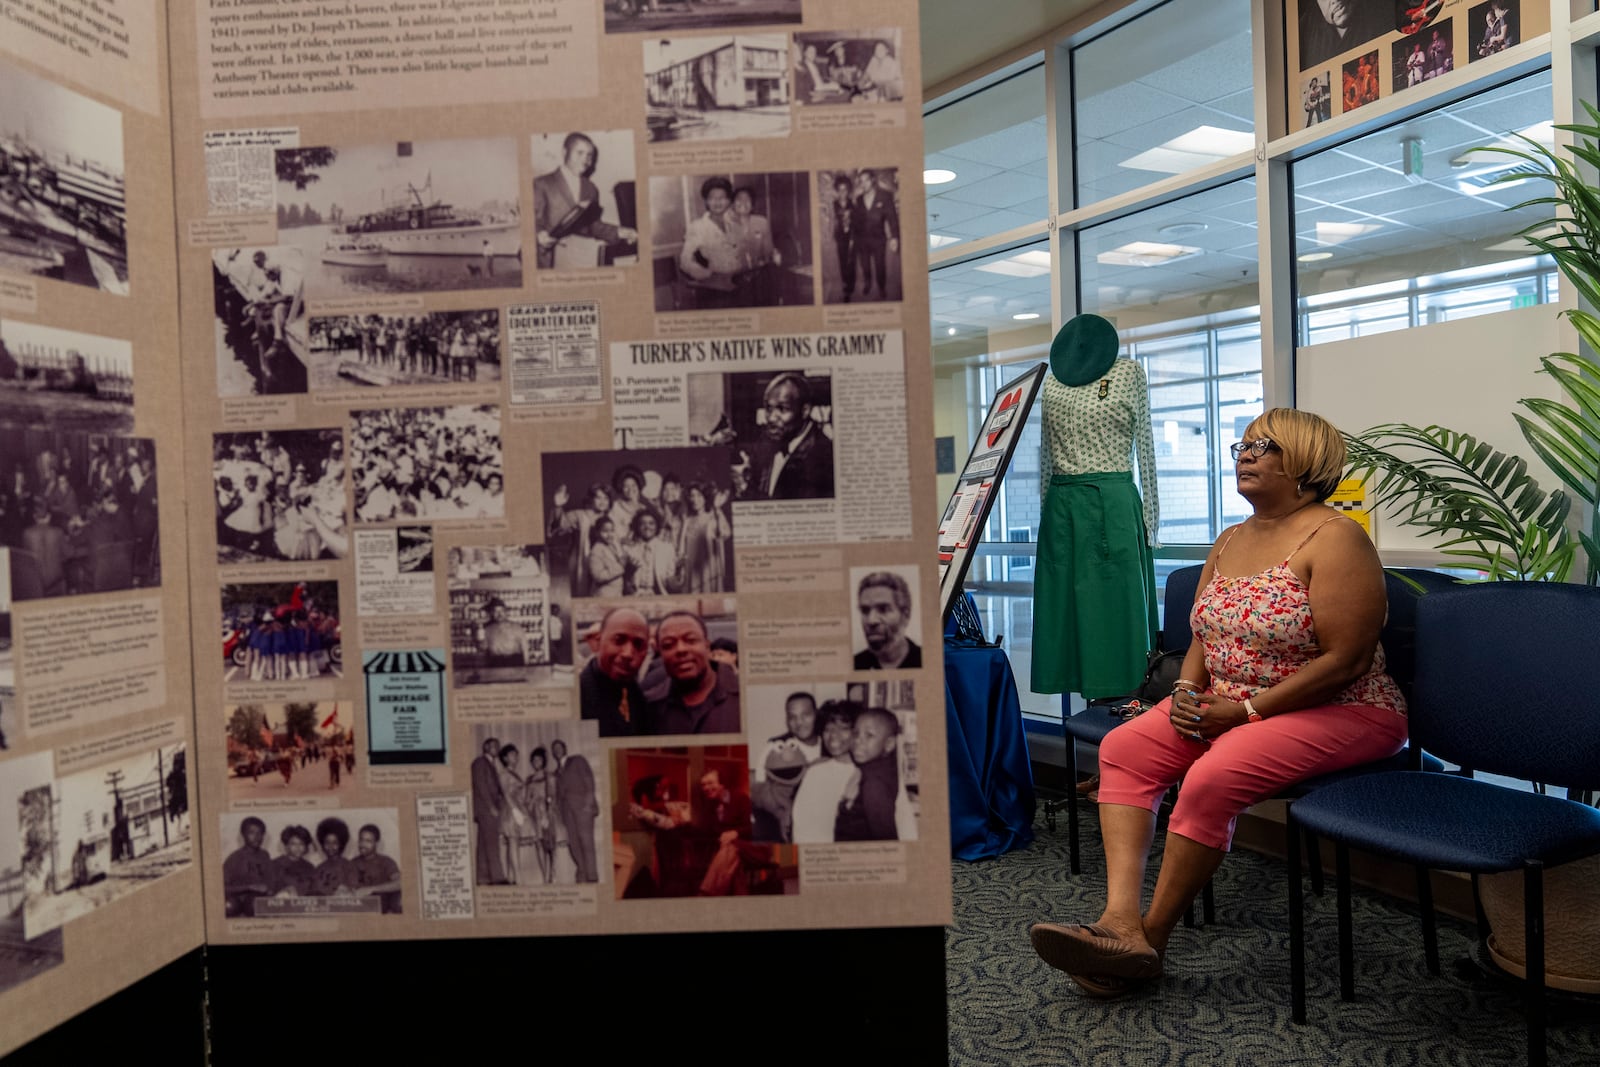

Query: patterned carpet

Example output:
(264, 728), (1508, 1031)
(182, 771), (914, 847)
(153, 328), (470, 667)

(947, 813), (1600, 1067)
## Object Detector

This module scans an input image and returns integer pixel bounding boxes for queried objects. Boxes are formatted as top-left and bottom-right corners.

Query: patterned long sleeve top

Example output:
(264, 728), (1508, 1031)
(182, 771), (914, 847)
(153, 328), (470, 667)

(1039, 358), (1160, 545)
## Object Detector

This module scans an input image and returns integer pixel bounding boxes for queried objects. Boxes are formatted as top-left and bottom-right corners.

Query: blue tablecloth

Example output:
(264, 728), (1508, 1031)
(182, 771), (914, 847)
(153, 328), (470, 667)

(944, 637), (1036, 861)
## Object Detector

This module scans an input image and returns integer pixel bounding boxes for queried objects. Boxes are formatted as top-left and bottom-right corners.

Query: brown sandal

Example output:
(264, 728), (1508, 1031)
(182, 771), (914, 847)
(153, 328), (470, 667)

(1068, 972), (1148, 998)
(1029, 922), (1164, 980)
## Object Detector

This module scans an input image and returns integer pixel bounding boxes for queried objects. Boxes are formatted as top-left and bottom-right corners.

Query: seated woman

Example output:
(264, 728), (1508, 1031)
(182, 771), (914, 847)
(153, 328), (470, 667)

(1030, 408), (1408, 996)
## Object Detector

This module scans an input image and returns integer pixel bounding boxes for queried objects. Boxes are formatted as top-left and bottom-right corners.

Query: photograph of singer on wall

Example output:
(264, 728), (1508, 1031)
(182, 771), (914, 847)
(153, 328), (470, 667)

(531, 130), (638, 270)
(649, 171), (813, 312)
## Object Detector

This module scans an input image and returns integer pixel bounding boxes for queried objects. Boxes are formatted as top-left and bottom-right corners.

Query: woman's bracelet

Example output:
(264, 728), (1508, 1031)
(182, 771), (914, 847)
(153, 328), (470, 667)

(1172, 679), (1202, 695)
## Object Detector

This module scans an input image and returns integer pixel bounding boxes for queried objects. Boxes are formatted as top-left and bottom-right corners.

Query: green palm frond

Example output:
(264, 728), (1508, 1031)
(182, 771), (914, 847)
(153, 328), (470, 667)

(1344, 426), (1574, 581)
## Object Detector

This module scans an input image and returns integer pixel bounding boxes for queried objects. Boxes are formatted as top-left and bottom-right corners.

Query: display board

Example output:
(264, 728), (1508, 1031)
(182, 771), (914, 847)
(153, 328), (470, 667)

(0, 1), (204, 1055)
(165, 0), (948, 944)
(938, 363), (1047, 620)
(1287, 0), (1548, 133)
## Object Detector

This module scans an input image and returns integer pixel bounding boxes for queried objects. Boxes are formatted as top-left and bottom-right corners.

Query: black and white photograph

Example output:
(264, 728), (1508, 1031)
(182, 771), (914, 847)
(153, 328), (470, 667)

(20, 743), (192, 938)
(1301, 71), (1333, 126)
(613, 744), (797, 899)
(306, 309), (500, 392)
(688, 368), (835, 501)
(531, 131), (639, 270)
(650, 171), (813, 311)
(0, 555), (12, 747)
(746, 682), (918, 844)
(471, 722), (604, 887)
(212, 246), (309, 398)
(0, 320), (133, 433)
(0, 751), (64, 993)
(219, 808), (403, 919)
(2, 428), (159, 601)
(0, 58), (127, 294)
(350, 404), (504, 523)
(644, 36), (790, 144)
(818, 167), (902, 305)
(1297, 0), (1391, 70)
(849, 564), (923, 671)
(212, 429), (348, 564)
(792, 29), (905, 105)
(448, 544), (556, 688)
(542, 446), (736, 598)
(1470, 1), (1517, 61)
(604, 0), (801, 34)
(220, 580), (343, 686)
(573, 596), (740, 738)
(275, 139), (522, 300)
(224, 702), (357, 802)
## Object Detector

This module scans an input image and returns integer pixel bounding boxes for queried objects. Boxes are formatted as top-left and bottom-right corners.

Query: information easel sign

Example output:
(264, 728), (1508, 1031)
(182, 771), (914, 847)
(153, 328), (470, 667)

(938, 363), (1047, 620)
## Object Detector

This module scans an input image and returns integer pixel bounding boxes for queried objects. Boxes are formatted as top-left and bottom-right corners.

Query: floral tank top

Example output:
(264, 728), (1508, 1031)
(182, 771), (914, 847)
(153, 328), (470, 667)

(1189, 516), (1406, 715)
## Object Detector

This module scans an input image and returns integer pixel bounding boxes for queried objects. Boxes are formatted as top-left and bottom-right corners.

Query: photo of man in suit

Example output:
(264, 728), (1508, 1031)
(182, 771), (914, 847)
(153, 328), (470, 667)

(533, 131), (638, 270)
(754, 372), (834, 500)
(553, 737), (599, 883)
(851, 168), (900, 303)
(471, 736), (506, 884)
(1298, 0), (1392, 70)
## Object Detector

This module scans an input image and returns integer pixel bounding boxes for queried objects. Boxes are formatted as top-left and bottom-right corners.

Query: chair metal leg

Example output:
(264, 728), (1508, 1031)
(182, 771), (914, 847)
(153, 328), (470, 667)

(1305, 828), (1324, 897)
(1066, 739), (1081, 876)
(1416, 866), (1440, 975)
(1183, 899), (1195, 928)
(1201, 878), (1215, 925)
(1287, 809), (1307, 1025)
(1336, 842), (1355, 1002)
(1525, 861), (1547, 1067)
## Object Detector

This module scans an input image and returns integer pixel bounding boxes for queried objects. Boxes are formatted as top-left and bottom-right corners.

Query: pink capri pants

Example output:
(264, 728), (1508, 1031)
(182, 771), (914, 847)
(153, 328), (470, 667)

(1095, 695), (1408, 851)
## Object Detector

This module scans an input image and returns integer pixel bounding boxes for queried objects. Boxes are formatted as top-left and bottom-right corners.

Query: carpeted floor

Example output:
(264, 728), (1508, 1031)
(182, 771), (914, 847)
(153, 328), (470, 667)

(948, 813), (1600, 1066)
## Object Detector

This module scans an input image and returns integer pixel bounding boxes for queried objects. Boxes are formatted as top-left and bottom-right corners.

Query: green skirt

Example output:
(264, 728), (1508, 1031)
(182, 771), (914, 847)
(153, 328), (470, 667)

(1031, 472), (1157, 699)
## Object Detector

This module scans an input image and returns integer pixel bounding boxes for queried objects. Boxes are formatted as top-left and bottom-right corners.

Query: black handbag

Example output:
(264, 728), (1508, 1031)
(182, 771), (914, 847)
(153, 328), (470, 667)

(1089, 646), (1186, 719)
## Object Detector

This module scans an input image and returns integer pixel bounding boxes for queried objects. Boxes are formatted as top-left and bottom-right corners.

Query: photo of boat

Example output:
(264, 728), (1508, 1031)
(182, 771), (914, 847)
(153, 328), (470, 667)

(319, 231), (385, 267)
(276, 139), (524, 297)
(350, 181), (521, 258)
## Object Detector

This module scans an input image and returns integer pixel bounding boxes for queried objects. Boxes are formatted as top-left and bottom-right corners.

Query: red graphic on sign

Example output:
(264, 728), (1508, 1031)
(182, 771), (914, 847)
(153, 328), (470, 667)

(987, 388), (1023, 448)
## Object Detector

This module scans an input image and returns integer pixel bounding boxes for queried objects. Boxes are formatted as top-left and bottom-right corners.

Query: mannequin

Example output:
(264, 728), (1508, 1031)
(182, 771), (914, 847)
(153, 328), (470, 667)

(1031, 313), (1159, 699)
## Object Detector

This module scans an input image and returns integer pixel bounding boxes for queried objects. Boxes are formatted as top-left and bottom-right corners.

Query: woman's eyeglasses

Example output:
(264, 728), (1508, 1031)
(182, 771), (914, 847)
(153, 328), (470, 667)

(1229, 438), (1280, 460)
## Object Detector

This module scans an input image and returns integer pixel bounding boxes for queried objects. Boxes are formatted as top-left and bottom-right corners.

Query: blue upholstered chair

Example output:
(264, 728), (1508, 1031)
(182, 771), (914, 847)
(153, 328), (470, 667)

(1286, 582), (1600, 1067)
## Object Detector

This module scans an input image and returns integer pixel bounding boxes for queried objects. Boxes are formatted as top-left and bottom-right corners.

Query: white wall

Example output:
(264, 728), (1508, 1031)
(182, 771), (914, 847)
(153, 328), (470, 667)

(1298, 305), (1567, 555)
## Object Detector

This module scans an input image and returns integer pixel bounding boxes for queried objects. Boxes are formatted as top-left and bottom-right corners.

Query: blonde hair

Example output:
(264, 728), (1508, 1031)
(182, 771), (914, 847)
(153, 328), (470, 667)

(1242, 407), (1346, 501)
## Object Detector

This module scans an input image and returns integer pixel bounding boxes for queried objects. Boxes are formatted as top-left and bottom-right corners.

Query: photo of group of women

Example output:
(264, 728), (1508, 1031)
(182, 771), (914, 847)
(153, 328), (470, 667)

(746, 682), (917, 845)
(305, 309), (501, 392)
(219, 808), (402, 919)
(792, 29), (904, 105)
(688, 368), (836, 502)
(649, 171), (813, 311)
(1, 428), (159, 601)
(542, 446), (737, 599)
(573, 597), (740, 738)
(612, 745), (796, 899)
(220, 580), (342, 687)
(212, 430), (348, 564)
(223, 702), (357, 801)
(448, 544), (558, 688)
(212, 246), (308, 398)
(471, 722), (602, 888)
(349, 404), (504, 523)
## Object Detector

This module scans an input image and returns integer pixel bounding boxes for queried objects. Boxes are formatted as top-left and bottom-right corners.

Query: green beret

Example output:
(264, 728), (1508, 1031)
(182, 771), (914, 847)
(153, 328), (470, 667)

(1049, 314), (1119, 386)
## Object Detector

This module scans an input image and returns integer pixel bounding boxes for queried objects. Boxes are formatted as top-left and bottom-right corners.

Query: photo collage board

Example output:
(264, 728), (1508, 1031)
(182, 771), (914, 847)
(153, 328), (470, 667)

(169, 0), (950, 948)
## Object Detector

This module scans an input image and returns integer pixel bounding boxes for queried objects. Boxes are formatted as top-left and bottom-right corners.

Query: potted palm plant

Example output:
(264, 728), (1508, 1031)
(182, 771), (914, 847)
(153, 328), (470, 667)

(1344, 103), (1600, 993)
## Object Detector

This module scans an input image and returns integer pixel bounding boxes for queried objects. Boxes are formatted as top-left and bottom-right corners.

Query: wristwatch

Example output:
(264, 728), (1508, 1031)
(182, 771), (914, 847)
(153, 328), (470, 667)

(1243, 697), (1263, 723)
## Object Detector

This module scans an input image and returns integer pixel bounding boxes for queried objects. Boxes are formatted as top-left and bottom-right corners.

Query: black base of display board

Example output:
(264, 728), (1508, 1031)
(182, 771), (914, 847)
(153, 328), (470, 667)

(5, 929), (946, 1063)
(4, 949), (208, 1065)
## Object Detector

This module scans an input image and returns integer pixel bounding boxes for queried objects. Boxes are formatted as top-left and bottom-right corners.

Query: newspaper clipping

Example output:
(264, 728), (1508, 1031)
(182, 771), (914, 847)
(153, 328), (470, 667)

(507, 301), (602, 406)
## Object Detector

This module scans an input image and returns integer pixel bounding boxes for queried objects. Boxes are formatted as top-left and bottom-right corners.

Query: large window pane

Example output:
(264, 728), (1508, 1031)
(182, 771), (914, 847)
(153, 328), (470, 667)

(924, 61), (1048, 253)
(1078, 178), (1262, 547)
(1293, 69), (1556, 346)
(1072, 0), (1254, 209)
